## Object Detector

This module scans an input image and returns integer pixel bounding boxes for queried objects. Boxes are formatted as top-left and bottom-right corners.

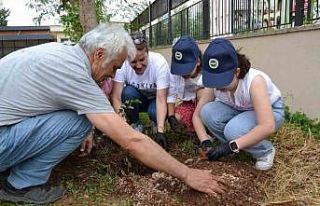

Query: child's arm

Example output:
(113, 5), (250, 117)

(193, 88), (215, 142)
(111, 81), (124, 115)
(167, 103), (175, 116)
(235, 75), (276, 149)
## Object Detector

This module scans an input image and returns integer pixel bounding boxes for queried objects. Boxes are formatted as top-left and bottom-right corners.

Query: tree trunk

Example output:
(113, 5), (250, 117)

(79, 0), (98, 32)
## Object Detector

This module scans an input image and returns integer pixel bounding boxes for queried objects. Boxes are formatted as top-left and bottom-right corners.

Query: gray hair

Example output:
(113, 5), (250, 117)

(79, 23), (136, 66)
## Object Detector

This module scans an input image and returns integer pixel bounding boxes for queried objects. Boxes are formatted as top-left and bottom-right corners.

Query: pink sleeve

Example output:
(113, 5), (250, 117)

(101, 79), (113, 97)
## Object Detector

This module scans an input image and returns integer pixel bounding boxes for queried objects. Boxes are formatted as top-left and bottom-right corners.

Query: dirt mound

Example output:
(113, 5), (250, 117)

(114, 159), (263, 206)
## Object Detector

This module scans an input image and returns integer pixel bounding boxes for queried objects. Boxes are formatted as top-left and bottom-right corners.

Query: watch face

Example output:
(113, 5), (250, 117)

(230, 141), (238, 150)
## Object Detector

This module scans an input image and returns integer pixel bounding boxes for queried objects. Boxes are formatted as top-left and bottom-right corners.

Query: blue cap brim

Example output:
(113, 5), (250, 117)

(202, 68), (235, 88)
(171, 60), (197, 76)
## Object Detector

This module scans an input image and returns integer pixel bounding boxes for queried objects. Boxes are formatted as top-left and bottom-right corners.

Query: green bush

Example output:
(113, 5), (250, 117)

(285, 106), (320, 140)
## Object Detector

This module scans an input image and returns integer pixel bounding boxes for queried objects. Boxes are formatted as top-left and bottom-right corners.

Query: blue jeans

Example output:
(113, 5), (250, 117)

(0, 110), (92, 189)
(121, 85), (157, 124)
(200, 98), (285, 158)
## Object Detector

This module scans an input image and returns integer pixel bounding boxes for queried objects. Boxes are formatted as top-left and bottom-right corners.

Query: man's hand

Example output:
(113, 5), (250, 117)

(168, 115), (178, 131)
(207, 143), (233, 161)
(184, 168), (227, 195)
(155, 132), (168, 150)
(79, 132), (94, 157)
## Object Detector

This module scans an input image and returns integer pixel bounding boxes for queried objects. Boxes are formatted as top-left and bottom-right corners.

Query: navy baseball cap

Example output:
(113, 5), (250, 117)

(202, 38), (238, 88)
(171, 36), (200, 76)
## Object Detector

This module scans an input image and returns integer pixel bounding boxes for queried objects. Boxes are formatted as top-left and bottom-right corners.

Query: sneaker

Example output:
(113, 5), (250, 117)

(131, 122), (144, 133)
(0, 181), (65, 204)
(255, 147), (276, 171)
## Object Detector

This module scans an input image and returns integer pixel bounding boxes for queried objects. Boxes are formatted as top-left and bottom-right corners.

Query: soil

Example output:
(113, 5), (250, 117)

(49, 135), (267, 206)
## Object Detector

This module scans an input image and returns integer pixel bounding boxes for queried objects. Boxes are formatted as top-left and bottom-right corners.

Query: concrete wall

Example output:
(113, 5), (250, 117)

(152, 26), (320, 118)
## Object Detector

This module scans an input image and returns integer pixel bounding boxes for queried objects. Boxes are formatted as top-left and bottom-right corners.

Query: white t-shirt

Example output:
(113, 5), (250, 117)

(167, 73), (203, 103)
(214, 68), (282, 111)
(113, 51), (170, 99)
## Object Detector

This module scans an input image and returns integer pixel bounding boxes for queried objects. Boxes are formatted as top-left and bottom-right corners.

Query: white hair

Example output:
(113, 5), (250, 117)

(79, 23), (136, 66)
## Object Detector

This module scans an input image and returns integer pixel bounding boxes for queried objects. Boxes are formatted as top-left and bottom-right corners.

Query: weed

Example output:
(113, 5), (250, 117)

(119, 99), (142, 122)
(285, 106), (320, 140)
(181, 139), (195, 156)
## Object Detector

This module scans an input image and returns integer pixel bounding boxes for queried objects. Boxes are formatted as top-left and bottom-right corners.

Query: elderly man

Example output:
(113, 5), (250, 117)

(111, 32), (170, 149)
(0, 24), (225, 204)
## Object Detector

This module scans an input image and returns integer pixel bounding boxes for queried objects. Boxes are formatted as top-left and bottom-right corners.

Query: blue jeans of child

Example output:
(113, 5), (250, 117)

(121, 85), (157, 124)
(200, 98), (285, 158)
(0, 110), (92, 189)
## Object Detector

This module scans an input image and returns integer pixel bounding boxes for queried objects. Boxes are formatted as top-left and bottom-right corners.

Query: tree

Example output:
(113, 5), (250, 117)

(0, 7), (10, 26)
(28, 0), (149, 41)
(28, 0), (110, 42)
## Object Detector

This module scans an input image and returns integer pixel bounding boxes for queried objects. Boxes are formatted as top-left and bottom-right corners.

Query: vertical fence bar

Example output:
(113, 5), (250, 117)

(186, 6), (189, 35)
(231, 0), (234, 33)
(295, 0), (304, 26)
(149, 2), (152, 47)
(317, 0), (319, 19)
(273, 0), (276, 28)
(307, 0), (311, 21)
(222, 0), (224, 35)
(168, 0), (172, 44)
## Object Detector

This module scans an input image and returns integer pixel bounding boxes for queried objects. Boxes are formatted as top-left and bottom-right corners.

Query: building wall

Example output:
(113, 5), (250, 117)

(152, 26), (320, 118)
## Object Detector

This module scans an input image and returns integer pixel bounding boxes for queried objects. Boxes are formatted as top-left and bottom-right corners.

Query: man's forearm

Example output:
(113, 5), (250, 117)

(87, 113), (188, 180)
(129, 132), (189, 180)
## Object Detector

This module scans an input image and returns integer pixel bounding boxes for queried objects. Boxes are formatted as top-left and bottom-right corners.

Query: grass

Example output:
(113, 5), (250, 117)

(259, 123), (320, 205)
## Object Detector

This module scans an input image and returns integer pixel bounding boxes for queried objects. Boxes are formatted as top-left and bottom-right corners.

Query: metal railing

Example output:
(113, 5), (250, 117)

(131, 0), (320, 47)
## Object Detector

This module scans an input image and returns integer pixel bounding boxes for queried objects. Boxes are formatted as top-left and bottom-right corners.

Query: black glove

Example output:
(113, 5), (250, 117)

(168, 115), (178, 131)
(200, 139), (213, 150)
(155, 132), (168, 150)
(197, 139), (214, 160)
(207, 142), (233, 161)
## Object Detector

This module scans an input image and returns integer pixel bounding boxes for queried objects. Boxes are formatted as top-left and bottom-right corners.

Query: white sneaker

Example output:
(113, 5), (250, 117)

(131, 122), (144, 133)
(255, 147), (276, 171)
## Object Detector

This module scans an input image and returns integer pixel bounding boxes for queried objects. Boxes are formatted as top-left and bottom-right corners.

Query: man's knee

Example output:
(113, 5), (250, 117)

(121, 85), (140, 101)
(51, 110), (92, 139)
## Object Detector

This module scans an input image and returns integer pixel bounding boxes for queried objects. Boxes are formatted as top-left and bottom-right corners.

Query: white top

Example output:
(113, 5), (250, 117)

(113, 51), (170, 99)
(214, 68), (282, 111)
(167, 73), (203, 103)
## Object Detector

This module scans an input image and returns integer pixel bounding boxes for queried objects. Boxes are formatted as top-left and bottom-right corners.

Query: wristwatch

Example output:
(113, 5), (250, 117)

(229, 140), (240, 153)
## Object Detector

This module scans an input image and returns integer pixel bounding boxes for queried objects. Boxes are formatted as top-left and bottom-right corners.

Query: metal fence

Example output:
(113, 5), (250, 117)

(131, 0), (320, 47)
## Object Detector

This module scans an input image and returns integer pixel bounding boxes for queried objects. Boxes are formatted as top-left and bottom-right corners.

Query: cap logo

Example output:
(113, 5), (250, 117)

(175, 51), (183, 61)
(209, 58), (219, 70)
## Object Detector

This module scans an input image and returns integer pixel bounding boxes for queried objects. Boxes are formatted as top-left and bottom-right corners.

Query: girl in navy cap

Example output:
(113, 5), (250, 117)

(199, 38), (285, 170)
(168, 36), (213, 143)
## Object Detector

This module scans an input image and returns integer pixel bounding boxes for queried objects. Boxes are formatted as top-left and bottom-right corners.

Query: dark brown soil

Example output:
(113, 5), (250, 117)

(49, 135), (267, 206)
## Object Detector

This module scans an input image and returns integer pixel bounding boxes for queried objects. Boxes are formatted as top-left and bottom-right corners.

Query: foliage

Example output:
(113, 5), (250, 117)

(60, 0), (111, 42)
(106, 0), (148, 23)
(119, 99), (142, 122)
(285, 106), (320, 140)
(28, 0), (110, 42)
(0, 7), (10, 26)
(28, 0), (149, 41)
